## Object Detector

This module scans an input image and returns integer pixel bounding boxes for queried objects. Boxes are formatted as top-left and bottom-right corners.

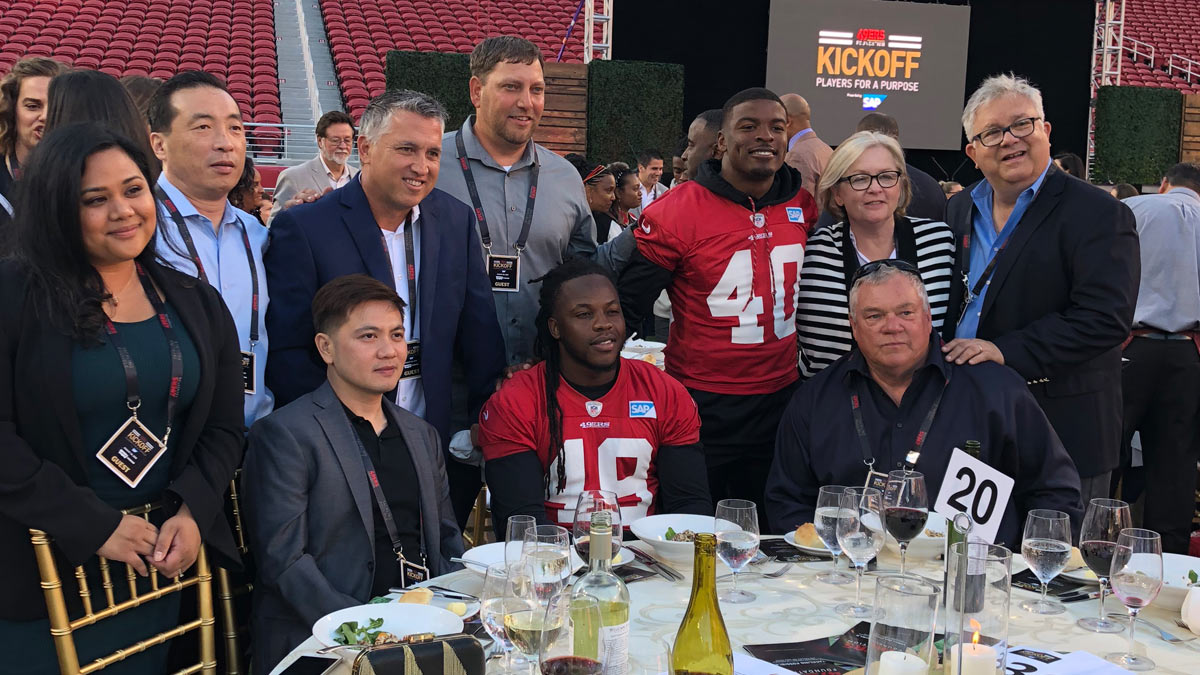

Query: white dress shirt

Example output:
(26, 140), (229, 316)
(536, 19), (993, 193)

(378, 204), (425, 417)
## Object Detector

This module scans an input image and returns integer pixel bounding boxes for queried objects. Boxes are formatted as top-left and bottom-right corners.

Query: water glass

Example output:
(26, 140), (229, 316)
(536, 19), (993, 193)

(507, 514), (538, 565)
(480, 562), (532, 674)
(1019, 509), (1072, 615)
(523, 524), (572, 605)
(1077, 498), (1132, 634)
(815, 485), (853, 585)
(865, 575), (939, 673)
(1104, 528), (1163, 671)
(835, 487), (885, 619)
(715, 498), (760, 604)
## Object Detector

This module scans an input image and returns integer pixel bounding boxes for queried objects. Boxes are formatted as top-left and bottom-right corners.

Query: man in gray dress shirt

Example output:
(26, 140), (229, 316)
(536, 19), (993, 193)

(437, 36), (634, 366)
(1120, 162), (1200, 554)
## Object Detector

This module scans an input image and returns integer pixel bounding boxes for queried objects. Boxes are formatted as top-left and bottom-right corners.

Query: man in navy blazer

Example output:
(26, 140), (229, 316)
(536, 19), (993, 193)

(265, 90), (505, 523)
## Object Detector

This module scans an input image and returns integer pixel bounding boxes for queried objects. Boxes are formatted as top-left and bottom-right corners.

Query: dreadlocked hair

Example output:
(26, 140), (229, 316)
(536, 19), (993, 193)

(532, 257), (617, 494)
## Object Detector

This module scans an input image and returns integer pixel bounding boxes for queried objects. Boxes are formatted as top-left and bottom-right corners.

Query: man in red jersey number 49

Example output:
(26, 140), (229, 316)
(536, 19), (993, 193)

(478, 259), (712, 536)
(618, 88), (817, 523)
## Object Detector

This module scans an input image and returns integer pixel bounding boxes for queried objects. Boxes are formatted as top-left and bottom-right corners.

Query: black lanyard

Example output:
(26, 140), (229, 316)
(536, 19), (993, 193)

(103, 263), (184, 445)
(155, 187), (260, 346)
(850, 374), (948, 471)
(377, 212), (418, 332)
(349, 418), (426, 564)
(455, 127), (539, 254)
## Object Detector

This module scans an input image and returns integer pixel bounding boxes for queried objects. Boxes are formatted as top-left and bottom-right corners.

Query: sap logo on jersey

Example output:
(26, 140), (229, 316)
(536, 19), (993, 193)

(629, 401), (657, 418)
(786, 207), (805, 223)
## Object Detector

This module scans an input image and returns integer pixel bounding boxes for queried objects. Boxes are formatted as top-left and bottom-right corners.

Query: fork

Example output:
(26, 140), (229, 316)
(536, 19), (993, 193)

(717, 563), (793, 582)
(1129, 616), (1197, 644)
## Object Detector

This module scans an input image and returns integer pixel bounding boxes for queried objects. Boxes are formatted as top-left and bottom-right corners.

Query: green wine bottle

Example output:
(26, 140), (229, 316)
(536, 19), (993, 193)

(672, 533), (733, 675)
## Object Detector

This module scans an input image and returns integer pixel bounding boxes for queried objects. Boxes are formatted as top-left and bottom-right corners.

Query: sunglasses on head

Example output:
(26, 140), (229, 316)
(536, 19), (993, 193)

(851, 258), (920, 283)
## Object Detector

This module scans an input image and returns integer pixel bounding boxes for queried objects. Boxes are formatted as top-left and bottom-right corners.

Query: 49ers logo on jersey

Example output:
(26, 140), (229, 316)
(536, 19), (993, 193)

(545, 437), (654, 527)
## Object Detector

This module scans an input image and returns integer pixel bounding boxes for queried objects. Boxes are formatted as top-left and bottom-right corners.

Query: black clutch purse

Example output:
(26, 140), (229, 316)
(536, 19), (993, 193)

(349, 633), (486, 675)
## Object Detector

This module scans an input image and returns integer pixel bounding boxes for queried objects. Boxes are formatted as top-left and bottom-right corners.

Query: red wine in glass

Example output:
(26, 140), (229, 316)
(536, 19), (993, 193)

(541, 656), (604, 675)
(884, 506), (928, 542)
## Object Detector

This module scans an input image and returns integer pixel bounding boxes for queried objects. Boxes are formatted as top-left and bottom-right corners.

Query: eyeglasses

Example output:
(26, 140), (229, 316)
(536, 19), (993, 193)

(851, 258), (920, 284)
(970, 116), (1040, 147)
(323, 137), (355, 147)
(838, 170), (901, 191)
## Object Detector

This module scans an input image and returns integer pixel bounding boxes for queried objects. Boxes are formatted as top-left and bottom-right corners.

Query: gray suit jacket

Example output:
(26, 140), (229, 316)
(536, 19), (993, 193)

(243, 381), (463, 671)
(267, 155), (359, 224)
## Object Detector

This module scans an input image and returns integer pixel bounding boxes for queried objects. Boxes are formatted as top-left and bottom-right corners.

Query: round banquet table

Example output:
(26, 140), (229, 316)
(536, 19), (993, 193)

(270, 538), (1200, 674)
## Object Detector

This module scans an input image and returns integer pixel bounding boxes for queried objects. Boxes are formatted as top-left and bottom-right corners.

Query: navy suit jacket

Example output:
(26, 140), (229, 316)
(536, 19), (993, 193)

(264, 177), (506, 449)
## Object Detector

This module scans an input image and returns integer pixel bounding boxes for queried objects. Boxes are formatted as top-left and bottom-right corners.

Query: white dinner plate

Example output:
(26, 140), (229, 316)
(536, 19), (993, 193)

(460, 541), (635, 575)
(312, 603), (462, 650)
(783, 530), (833, 556)
(1061, 566), (1099, 584)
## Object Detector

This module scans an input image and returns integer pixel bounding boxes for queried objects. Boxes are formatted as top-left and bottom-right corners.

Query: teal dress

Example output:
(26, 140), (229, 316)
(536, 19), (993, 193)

(0, 304), (200, 675)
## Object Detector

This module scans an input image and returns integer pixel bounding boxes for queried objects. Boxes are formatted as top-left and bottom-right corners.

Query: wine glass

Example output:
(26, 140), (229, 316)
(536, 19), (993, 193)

(538, 593), (606, 675)
(507, 514), (537, 565)
(883, 470), (928, 576)
(1077, 498), (1132, 634)
(501, 559), (549, 670)
(573, 490), (621, 563)
(1105, 528), (1163, 671)
(715, 498), (760, 604)
(814, 485), (853, 585)
(523, 525), (572, 605)
(1019, 509), (1072, 615)
(481, 562), (531, 673)
(835, 487), (885, 619)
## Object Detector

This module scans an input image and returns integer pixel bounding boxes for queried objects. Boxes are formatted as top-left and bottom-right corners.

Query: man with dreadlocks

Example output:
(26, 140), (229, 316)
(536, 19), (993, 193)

(477, 259), (712, 536)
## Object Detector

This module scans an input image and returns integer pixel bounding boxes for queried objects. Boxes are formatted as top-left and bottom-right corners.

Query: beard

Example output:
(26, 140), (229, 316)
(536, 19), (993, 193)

(490, 116), (536, 147)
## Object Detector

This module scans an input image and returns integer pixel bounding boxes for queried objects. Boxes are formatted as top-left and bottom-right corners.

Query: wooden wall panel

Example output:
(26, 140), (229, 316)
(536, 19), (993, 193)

(1181, 94), (1200, 164)
(535, 62), (588, 156)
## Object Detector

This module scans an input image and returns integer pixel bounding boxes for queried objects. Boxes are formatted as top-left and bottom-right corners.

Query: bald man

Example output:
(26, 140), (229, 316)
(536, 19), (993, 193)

(781, 93), (833, 194)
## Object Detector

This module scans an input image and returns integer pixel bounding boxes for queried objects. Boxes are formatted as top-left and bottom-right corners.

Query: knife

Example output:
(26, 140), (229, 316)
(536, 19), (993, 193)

(630, 547), (684, 581)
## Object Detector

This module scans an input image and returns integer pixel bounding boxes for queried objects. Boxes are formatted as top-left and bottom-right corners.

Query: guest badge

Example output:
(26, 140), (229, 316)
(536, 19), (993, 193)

(933, 447), (1014, 544)
(399, 555), (430, 587)
(240, 350), (256, 394)
(95, 416), (168, 489)
(401, 341), (421, 380)
(487, 254), (520, 292)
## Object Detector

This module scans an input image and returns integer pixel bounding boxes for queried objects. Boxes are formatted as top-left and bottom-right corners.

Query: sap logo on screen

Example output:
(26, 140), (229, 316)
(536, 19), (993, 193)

(862, 94), (888, 110)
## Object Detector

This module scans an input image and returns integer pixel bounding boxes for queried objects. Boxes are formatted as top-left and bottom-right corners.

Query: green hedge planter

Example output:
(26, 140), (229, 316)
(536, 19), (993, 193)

(1093, 85), (1181, 184)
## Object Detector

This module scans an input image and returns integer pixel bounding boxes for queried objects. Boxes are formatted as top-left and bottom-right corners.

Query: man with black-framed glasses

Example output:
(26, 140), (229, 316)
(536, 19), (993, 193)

(766, 260), (1082, 545)
(939, 74), (1139, 506)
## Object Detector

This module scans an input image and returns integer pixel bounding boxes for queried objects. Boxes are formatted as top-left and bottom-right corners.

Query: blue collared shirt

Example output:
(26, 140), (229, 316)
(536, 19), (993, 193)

(788, 127), (813, 151)
(955, 160), (1052, 339)
(154, 173), (273, 427)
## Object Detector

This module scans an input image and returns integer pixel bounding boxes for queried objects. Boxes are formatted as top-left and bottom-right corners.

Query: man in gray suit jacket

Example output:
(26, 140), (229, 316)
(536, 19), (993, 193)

(267, 110), (360, 223)
(243, 275), (463, 671)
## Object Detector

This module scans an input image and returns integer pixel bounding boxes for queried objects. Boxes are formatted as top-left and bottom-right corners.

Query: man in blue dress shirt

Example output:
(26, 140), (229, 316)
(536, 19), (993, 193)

(149, 71), (272, 428)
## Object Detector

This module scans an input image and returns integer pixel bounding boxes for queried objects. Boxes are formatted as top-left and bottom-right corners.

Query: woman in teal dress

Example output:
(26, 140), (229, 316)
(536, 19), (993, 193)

(0, 123), (245, 673)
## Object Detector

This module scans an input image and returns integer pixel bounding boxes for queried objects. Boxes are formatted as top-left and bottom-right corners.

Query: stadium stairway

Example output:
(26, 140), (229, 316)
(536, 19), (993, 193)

(271, 0), (345, 162)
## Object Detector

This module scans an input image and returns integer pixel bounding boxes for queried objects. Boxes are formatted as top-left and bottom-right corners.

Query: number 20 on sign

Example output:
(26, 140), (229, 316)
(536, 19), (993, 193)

(933, 447), (1015, 544)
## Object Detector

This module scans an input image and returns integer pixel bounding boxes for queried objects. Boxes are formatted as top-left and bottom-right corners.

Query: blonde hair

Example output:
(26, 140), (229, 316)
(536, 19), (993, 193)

(817, 131), (911, 223)
(0, 57), (67, 156)
(961, 73), (1044, 139)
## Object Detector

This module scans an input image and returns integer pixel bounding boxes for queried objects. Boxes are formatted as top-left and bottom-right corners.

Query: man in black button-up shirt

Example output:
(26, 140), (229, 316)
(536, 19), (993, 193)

(766, 262), (1082, 547)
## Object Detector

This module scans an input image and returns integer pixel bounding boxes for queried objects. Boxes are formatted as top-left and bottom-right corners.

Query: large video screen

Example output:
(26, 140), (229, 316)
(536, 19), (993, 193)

(766, 0), (971, 150)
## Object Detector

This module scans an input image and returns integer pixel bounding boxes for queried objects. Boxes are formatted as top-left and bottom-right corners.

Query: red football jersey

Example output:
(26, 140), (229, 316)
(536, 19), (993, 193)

(478, 358), (701, 529)
(635, 180), (816, 394)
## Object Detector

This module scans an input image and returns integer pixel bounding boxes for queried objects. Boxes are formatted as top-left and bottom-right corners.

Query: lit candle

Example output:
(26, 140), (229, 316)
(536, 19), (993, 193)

(945, 623), (997, 675)
(876, 650), (928, 674)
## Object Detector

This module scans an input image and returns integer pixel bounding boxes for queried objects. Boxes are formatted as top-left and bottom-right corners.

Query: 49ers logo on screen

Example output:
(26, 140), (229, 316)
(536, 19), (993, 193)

(544, 437), (654, 528)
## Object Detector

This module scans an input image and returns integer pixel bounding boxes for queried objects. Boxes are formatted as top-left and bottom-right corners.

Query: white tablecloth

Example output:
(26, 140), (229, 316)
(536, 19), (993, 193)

(270, 540), (1199, 674)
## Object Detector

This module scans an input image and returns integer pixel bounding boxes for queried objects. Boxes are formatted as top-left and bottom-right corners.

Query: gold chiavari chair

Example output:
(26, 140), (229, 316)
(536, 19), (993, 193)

(214, 471), (253, 675)
(462, 485), (491, 549)
(29, 501), (216, 675)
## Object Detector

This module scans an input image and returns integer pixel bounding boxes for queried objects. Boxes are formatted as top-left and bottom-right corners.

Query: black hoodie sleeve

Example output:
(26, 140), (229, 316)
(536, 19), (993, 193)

(618, 248), (673, 332)
(484, 451), (552, 540)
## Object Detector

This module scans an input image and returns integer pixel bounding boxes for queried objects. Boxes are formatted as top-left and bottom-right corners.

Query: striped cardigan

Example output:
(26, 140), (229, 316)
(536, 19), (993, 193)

(797, 216), (956, 378)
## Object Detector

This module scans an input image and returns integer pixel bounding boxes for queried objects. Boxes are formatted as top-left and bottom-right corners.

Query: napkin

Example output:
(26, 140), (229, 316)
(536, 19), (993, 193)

(1182, 586), (1200, 635)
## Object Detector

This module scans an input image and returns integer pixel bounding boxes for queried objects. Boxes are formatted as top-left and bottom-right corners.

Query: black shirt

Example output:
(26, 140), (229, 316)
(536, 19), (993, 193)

(344, 405), (424, 596)
(765, 330), (1083, 547)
